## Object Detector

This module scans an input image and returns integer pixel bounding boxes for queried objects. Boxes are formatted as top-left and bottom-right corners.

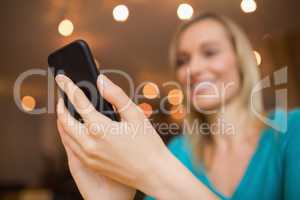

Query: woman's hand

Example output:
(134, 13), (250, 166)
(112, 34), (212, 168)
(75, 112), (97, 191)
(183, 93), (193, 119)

(57, 120), (136, 200)
(55, 74), (170, 195)
(56, 74), (218, 200)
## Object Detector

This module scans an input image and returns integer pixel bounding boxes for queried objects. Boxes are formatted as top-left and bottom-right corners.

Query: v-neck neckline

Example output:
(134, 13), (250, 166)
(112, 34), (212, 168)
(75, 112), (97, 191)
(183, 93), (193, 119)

(200, 128), (269, 199)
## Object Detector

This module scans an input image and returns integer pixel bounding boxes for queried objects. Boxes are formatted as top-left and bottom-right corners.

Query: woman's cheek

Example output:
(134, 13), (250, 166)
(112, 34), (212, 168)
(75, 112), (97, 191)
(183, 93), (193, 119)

(210, 57), (230, 74)
(213, 56), (241, 99)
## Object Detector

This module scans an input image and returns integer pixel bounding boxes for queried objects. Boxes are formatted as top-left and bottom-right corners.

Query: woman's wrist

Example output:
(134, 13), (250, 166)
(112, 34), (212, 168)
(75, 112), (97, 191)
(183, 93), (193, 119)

(141, 147), (218, 200)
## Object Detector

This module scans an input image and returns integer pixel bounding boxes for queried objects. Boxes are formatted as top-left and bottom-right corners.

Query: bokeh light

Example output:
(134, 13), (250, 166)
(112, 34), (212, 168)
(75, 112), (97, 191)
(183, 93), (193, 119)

(113, 4), (129, 22)
(138, 103), (153, 118)
(58, 19), (74, 37)
(167, 89), (184, 105)
(170, 105), (186, 120)
(241, 0), (257, 13)
(21, 96), (36, 111)
(254, 50), (262, 66)
(142, 83), (159, 99)
(94, 59), (100, 69)
(177, 3), (194, 20)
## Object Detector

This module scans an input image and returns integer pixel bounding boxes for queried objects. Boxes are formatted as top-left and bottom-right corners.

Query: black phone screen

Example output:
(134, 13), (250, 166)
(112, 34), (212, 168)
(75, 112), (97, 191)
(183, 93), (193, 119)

(48, 40), (119, 122)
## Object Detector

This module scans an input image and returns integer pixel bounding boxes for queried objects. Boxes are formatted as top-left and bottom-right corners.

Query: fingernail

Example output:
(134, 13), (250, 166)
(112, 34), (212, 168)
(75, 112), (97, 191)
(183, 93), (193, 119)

(98, 74), (104, 83)
(55, 75), (65, 88)
(55, 74), (65, 82)
(97, 74), (107, 86)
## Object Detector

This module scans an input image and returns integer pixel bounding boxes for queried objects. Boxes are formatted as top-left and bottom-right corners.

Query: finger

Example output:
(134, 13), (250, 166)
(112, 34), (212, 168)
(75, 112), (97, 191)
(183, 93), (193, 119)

(55, 74), (111, 125)
(57, 119), (73, 152)
(57, 96), (90, 148)
(57, 120), (74, 157)
(97, 74), (142, 121)
(57, 120), (90, 167)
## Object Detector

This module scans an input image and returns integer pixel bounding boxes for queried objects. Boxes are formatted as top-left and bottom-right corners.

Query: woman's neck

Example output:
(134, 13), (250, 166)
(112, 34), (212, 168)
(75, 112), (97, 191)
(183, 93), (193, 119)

(206, 99), (260, 150)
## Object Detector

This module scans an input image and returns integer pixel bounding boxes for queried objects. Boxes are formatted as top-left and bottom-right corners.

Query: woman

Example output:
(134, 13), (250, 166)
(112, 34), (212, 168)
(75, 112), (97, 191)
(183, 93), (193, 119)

(55, 12), (300, 200)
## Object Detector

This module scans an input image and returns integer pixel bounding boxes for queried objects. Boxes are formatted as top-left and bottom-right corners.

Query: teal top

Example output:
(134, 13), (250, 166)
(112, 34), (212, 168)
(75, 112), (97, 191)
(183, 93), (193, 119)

(144, 109), (300, 200)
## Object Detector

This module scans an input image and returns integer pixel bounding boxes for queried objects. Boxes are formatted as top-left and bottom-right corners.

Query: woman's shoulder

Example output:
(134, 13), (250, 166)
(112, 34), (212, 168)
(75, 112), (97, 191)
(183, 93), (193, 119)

(271, 108), (300, 199)
(264, 108), (300, 152)
(265, 108), (300, 133)
(286, 108), (300, 125)
(282, 108), (300, 151)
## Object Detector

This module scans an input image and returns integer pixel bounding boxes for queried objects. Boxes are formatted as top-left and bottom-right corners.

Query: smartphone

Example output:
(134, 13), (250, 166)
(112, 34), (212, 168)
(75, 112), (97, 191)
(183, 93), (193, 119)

(48, 39), (119, 122)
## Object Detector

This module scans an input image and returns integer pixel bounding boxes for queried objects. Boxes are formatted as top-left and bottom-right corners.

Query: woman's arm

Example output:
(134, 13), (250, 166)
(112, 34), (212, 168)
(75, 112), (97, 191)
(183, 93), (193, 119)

(142, 149), (218, 200)
(55, 74), (218, 200)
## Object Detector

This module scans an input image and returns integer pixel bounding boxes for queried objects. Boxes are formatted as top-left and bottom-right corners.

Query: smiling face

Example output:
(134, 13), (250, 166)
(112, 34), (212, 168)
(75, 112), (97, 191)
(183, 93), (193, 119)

(175, 18), (242, 111)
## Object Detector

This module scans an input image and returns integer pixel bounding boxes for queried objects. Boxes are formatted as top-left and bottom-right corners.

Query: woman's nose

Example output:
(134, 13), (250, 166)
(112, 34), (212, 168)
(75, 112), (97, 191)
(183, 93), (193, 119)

(187, 55), (205, 77)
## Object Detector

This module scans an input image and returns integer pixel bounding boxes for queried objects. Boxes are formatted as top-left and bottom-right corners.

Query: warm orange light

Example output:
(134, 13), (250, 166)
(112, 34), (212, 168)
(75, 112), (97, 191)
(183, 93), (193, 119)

(138, 103), (153, 117)
(167, 89), (184, 105)
(142, 83), (159, 99)
(58, 19), (74, 37)
(170, 105), (186, 120)
(22, 96), (36, 111)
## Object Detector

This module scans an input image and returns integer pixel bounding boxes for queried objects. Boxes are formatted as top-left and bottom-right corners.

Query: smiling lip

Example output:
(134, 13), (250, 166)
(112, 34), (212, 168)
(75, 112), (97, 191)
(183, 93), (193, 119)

(190, 80), (216, 95)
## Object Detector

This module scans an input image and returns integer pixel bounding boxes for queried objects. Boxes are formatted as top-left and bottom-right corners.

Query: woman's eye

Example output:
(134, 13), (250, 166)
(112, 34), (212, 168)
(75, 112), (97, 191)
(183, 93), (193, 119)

(176, 56), (189, 67)
(204, 49), (218, 57)
(176, 59), (185, 67)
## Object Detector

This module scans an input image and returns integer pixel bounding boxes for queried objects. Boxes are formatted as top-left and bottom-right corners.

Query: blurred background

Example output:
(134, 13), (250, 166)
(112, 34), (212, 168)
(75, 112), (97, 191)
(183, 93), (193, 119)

(0, 0), (300, 199)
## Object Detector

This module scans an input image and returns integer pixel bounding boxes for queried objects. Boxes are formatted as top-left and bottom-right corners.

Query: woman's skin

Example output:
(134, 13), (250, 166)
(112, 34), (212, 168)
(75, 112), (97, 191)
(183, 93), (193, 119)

(56, 74), (217, 200)
(57, 120), (136, 200)
(56, 18), (260, 199)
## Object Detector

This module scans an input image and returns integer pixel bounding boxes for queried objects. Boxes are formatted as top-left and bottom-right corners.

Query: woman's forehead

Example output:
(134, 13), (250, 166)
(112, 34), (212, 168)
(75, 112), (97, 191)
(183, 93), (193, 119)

(178, 19), (230, 51)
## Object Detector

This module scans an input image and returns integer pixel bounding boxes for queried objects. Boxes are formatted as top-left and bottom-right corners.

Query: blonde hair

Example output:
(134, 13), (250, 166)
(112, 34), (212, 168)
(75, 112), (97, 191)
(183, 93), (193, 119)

(169, 12), (264, 167)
